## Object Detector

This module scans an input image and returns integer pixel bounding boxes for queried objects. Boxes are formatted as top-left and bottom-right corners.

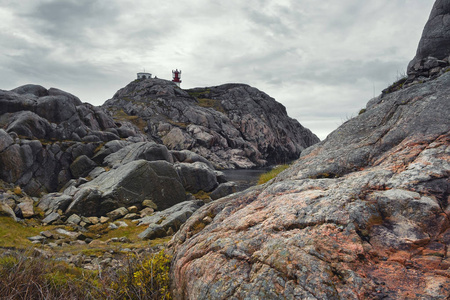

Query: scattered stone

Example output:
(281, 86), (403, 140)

(127, 205), (138, 213)
(32, 248), (52, 258)
(139, 207), (154, 217)
(87, 216), (99, 225)
(27, 235), (46, 243)
(202, 216), (213, 224)
(41, 212), (61, 225)
(16, 198), (34, 218)
(55, 228), (80, 240)
(124, 213), (139, 219)
(40, 230), (54, 239)
(108, 223), (118, 230)
(88, 240), (107, 247)
(142, 200), (157, 210)
(66, 214), (82, 225)
(106, 207), (129, 221)
(99, 216), (110, 223)
(0, 202), (17, 221)
(115, 221), (128, 228)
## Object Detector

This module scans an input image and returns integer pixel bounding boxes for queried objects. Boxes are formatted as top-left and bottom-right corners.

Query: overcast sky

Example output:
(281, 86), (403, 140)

(0, 0), (435, 140)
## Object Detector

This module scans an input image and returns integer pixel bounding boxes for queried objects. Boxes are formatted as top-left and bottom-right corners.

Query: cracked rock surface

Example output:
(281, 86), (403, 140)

(169, 73), (450, 299)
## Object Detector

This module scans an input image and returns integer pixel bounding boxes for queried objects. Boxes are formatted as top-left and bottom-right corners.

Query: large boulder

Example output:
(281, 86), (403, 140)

(65, 160), (186, 216)
(168, 19), (450, 299)
(137, 200), (204, 240)
(104, 141), (173, 168)
(175, 162), (218, 193)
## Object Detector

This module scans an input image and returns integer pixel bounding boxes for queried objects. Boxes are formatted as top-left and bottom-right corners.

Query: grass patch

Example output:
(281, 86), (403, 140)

(0, 216), (56, 249)
(192, 190), (212, 201)
(196, 98), (226, 113)
(111, 108), (147, 131)
(98, 220), (144, 242)
(258, 165), (290, 185)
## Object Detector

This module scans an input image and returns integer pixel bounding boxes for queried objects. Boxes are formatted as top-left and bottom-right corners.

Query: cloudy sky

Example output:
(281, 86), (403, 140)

(0, 0), (435, 140)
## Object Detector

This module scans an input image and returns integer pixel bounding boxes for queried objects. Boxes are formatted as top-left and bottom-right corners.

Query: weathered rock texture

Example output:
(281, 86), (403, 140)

(0, 85), (144, 195)
(103, 79), (319, 169)
(407, 0), (450, 81)
(408, 0), (450, 71)
(169, 22), (450, 299)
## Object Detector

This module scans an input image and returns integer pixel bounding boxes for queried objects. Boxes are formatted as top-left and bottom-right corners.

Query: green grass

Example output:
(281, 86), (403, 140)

(111, 108), (147, 131)
(0, 216), (58, 249)
(258, 165), (290, 185)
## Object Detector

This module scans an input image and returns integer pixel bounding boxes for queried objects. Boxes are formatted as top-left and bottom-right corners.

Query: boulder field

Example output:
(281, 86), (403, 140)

(168, 1), (450, 298)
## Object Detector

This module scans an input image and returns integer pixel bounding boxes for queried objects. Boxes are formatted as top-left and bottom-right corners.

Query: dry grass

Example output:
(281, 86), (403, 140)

(258, 165), (290, 185)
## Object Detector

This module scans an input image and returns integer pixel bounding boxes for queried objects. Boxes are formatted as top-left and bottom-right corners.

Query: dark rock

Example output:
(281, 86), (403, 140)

(175, 162), (218, 193)
(408, 0), (450, 74)
(41, 212), (61, 224)
(65, 160), (186, 216)
(38, 193), (73, 213)
(138, 224), (167, 240)
(0, 129), (13, 152)
(137, 200), (204, 239)
(11, 84), (49, 97)
(210, 182), (238, 200)
(171, 149), (214, 169)
(0, 85), (146, 195)
(104, 141), (173, 168)
(91, 140), (130, 164)
(70, 155), (97, 178)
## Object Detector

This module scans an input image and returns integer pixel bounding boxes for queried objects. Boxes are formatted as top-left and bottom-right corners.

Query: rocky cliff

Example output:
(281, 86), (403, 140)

(168, 2), (450, 299)
(103, 80), (319, 169)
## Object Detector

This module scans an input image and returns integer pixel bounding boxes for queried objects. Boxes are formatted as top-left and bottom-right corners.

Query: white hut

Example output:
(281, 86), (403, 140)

(137, 72), (152, 79)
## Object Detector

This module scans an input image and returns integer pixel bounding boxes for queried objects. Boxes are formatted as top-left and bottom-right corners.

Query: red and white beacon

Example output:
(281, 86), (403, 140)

(172, 69), (182, 87)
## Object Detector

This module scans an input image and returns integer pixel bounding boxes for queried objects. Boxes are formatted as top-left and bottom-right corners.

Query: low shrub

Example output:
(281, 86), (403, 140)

(0, 249), (172, 299)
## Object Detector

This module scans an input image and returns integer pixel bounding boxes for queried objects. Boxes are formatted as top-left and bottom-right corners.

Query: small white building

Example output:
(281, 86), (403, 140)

(137, 72), (152, 79)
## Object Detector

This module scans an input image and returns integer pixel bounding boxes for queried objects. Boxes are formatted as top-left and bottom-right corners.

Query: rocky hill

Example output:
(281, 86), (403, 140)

(168, 1), (450, 299)
(103, 80), (319, 169)
(0, 70), (318, 255)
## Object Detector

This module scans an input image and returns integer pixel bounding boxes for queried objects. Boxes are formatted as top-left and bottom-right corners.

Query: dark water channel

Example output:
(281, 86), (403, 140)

(222, 168), (270, 192)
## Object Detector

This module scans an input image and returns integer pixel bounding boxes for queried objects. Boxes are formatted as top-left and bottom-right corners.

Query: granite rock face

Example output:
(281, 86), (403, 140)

(408, 0), (450, 70)
(103, 79), (319, 169)
(0, 85), (145, 195)
(169, 54), (450, 300)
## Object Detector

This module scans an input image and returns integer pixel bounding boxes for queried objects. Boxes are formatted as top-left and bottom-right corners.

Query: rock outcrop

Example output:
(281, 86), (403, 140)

(103, 80), (319, 169)
(406, 0), (450, 82)
(0, 85), (145, 195)
(168, 4), (450, 298)
(408, 0), (450, 72)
